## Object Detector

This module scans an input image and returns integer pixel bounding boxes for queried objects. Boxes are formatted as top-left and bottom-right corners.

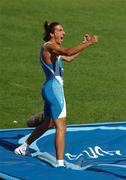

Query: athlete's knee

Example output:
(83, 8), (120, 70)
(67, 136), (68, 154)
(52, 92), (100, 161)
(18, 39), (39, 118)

(55, 119), (66, 134)
(27, 112), (43, 127)
(59, 124), (66, 133)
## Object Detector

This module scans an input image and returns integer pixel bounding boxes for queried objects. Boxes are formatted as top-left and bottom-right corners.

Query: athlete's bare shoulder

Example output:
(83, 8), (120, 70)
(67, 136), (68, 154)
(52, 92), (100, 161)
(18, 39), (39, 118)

(43, 41), (61, 54)
(44, 41), (52, 46)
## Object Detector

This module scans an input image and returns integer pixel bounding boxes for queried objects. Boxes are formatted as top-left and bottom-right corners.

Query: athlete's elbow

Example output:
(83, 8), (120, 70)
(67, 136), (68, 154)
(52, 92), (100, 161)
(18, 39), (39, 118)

(65, 59), (72, 63)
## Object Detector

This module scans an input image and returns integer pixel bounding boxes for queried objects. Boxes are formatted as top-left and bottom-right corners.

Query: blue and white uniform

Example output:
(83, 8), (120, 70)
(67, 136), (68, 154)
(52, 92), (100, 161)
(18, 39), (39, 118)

(40, 48), (66, 120)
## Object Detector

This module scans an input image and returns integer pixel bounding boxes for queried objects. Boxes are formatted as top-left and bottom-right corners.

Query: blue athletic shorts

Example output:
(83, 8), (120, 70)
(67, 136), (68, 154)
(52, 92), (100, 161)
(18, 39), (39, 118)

(41, 78), (66, 120)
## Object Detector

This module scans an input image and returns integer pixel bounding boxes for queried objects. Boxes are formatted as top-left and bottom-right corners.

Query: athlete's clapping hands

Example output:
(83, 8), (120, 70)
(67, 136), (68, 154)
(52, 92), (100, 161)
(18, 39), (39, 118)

(83, 34), (98, 45)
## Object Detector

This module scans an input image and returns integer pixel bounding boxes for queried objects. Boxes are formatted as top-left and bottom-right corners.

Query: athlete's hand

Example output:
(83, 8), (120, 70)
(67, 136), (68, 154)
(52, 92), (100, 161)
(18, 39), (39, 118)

(90, 35), (99, 44)
(82, 34), (91, 44)
(82, 34), (98, 45)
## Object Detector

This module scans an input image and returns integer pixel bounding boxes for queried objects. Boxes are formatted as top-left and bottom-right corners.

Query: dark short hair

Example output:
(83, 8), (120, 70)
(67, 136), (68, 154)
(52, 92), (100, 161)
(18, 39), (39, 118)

(43, 21), (60, 42)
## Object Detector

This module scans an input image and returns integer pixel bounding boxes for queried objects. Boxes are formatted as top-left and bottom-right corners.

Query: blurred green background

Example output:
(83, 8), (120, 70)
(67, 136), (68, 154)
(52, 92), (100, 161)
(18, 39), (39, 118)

(0, 0), (126, 128)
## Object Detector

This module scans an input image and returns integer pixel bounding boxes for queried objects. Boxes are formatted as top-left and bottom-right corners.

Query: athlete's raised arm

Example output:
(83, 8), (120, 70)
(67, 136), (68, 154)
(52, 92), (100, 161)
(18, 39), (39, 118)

(62, 34), (98, 62)
(45, 35), (98, 58)
(62, 53), (80, 62)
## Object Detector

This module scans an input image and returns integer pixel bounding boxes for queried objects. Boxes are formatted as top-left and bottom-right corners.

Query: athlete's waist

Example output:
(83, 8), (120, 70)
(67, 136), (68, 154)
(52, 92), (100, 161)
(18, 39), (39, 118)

(55, 76), (63, 85)
(45, 75), (63, 86)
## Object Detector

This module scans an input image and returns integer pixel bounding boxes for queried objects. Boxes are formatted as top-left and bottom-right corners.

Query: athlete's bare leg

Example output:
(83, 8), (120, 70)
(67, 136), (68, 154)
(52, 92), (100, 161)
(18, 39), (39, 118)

(14, 116), (66, 167)
(26, 116), (54, 145)
(14, 116), (54, 155)
(54, 118), (66, 160)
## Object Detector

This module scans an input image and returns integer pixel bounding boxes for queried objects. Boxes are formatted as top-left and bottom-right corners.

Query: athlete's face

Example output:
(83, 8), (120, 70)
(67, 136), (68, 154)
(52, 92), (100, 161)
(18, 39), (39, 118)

(53, 25), (65, 45)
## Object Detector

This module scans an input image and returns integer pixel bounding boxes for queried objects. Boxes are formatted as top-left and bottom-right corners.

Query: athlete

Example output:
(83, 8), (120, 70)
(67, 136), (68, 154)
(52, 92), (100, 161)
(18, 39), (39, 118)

(14, 21), (98, 167)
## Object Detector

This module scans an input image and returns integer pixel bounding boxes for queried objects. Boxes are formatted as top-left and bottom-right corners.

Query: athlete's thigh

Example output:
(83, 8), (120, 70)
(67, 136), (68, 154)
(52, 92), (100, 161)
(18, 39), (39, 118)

(43, 100), (52, 117)
(42, 79), (66, 120)
(50, 80), (66, 120)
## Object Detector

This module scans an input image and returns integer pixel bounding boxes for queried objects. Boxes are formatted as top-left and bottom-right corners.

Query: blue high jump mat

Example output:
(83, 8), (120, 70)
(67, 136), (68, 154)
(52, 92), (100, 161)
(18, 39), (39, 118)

(1, 122), (126, 180)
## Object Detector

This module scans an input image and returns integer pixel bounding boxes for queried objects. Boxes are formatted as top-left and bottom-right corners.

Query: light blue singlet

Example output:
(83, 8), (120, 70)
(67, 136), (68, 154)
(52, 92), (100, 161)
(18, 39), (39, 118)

(40, 48), (66, 120)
